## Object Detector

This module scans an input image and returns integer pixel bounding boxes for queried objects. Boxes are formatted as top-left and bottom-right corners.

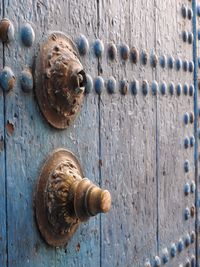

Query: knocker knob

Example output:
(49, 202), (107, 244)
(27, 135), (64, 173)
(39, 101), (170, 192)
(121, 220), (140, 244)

(35, 149), (112, 247)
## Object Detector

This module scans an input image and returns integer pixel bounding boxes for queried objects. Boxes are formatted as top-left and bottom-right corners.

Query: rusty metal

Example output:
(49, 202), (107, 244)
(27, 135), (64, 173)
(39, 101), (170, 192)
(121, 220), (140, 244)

(0, 18), (14, 43)
(35, 32), (86, 129)
(35, 148), (111, 247)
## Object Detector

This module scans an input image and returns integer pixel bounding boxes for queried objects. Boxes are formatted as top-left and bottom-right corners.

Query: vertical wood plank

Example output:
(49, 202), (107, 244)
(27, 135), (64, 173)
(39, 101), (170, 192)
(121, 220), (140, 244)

(156, 0), (196, 265)
(4, 1), (99, 267)
(0, 2), (7, 266)
(99, 1), (157, 266)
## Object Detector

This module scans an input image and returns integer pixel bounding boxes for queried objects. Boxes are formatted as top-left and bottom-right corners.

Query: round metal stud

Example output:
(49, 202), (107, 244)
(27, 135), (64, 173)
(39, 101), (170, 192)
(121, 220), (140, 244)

(159, 55), (167, 68)
(93, 39), (104, 58)
(184, 207), (190, 220)
(183, 83), (188, 95)
(184, 160), (190, 173)
(150, 53), (158, 68)
(170, 243), (177, 258)
(189, 112), (194, 123)
(20, 69), (33, 93)
(154, 256), (161, 267)
(130, 47), (139, 64)
(183, 112), (189, 125)
(169, 82), (175, 95)
(107, 76), (116, 94)
(184, 182), (190, 195)
(191, 231), (196, 243)
(178, 238), (184, 252)
(107, 43), (117, 61)
(120, 79), (128, 95)
(181, 5), (187, 18)
(176, 58), (182, 71)
(160, 82), (167, 95)
(168, 56), (175, 69)
(141, 50), (148, 65)
(142, 80), (149, 96)
(183, 60), (189, 72)
(0, 18), (15, 43)
(76, 34), (89, 56)
(189, 84), (194, 96)
(188, 32), (194, 44)
(190, 205), (195, 218)
(85, 74), (93, 94)
(176, 83), (182, 96)
(191, 181), (196, 193)
(189, 61), (194, 73)
(120, 44), (130, 61)
(21, 23), (35, 47)
(152, 80), (158, 96)
(94, 76), (104, 94)
(190, 136), (195, 147)
(0, 66), (15, 92)
(188, 8), (193, 20)
(162, 248), (169, 264)
(182, 30), (188, 43)
(185, 233), (191, 247)
(184, 137), (190, 149)
(130, 79), (139, 95)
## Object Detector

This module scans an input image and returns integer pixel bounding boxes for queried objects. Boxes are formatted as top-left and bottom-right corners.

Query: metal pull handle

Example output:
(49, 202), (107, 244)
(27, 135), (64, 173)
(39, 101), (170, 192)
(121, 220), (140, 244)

(35, 149), (111, 247)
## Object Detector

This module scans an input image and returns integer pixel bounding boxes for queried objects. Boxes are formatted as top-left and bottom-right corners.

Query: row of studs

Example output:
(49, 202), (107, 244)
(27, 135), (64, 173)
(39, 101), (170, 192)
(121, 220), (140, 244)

(85, 74), (195, 96)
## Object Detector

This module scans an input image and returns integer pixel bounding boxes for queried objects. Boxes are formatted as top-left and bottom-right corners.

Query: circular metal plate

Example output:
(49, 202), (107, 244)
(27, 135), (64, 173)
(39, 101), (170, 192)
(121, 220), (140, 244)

(35, 148), (84, 247)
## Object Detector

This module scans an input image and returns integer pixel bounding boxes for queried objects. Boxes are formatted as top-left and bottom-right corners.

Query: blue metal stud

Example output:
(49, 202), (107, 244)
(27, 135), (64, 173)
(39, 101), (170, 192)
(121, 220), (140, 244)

(190, 136), (195, 147)
(76, 34), (89, 56)
(142, 80), (149, 96)
(184, 182), (190, 195)
(183, 83), (188, 95)
(169, 82), (175, 95)
(20, 69), (33, 93)
(159, 55), (167, 68)
(107, 76), (116, 94)
(190, 112), (194, 123)
(141, 50), (148, 65)
(130, 47), (139, 64)
(182, 30), (188, 42)
(187, 8), (193, 20)
(107, 43), (117, 61)
(183, 113), (189, 125)
(188, 32), (194, 44)
(189, 61), (194, 73)
(130, 79), (139, 95)
(181, 5), (187, 18)
(189, 84), (194, 96)
(191, 232), (196, 244)
(162, 248), (169, 264)
(151, 80), (158, 96)
(154, 256), (161, 267)
(94, 76), (104, 94)
(184, 137), (190, 149)
(178, 238), (184, 252)
(168, 56), (175, 69)
(120, 44), (130, 61)
(93, 39), (104, 58)
(170, 243), (177, 258)
(176, 58), (182, 71)
(191, 181), (196, 193)
(160, 82), (167, 95)
(184, 160), (190, 173)
(21, 23), (35, 47)
(85, 74), (93, 94)
(183, 60), (189, 72)
(120, 79), (128, 95)
(176, 83), (182, 96)
(184, 207), (190, 220)
(151, 53), (158, 68)
(0, 66), (15, 92)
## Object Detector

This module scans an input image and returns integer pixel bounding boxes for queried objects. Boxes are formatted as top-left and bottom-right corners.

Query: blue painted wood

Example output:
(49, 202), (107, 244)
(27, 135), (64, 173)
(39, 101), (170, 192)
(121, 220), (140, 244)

(0, 2), (7, 266)
(3, 0), (100, 267)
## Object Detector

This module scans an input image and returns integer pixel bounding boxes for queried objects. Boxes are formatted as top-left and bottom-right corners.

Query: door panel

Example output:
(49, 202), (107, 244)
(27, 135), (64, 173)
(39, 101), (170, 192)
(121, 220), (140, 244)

(3, 0), (99, 266)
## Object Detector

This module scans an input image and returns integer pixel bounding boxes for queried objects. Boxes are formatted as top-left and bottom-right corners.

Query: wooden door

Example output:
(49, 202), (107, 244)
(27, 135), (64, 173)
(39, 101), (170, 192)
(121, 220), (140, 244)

(0, 0), (198, 266)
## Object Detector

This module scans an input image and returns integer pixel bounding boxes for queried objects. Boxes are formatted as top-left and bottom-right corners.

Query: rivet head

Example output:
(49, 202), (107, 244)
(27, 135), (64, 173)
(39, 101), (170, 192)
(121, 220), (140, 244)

(183, 113), (189, 125)
(183, 60), (189, 72)
(170, 243), (177, 257)
(184, 160), (190, 173)
(94, 76), (104, 94)
(178, 238), (184, 252)
(21, 23), (35, 47)
(107, 43), (117, 61)
(191, 232), (196, 243)
(152, 80), (158, 96)
(0, 66), (16, 92)
(189, 61), (194, 73)
(188, 32), (194, 44)
(154, 256), (161, 267)
(184, 182), (190, 195)
(169, 82), (175, 95)
(189, 85), (194, 96)
(85, 74), (93, 94)
(107, 76), (116, 94)
(188, 8), (193, 20)
(190, 205), (195, 218)
(162, 248), (169, 264)
(120, 80), (128, 95)
(185, 233), (191, 247)
(20, 69), (33, 93)
(176, 58), (182, 71)
(76, 34), (89, 56)
(130, 79), (139, 95)
(182, 30), (188, 42)
(181, 5), (188, 18)
(183, 83), (188, 95)
(141, 50), (148, 65)
(159, 55), (167, 68)
(176, 83), (182, 96)
(184, 136), (189, 149)
(168, 56), (175, 69)
(93, 39), (104, 58)
(151, 53), (158, 68)
(191, 181), (196, 193)
(160, 82), (167, 95)
(184, 207), (190, 220)
(120, 44), (130, 61)
(130, 47), (139, 64)
(0, 18), (15, 43)
(190, 136), (195, 147)
(142, 80), (149, 96)
(189, 112), (194, 123)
